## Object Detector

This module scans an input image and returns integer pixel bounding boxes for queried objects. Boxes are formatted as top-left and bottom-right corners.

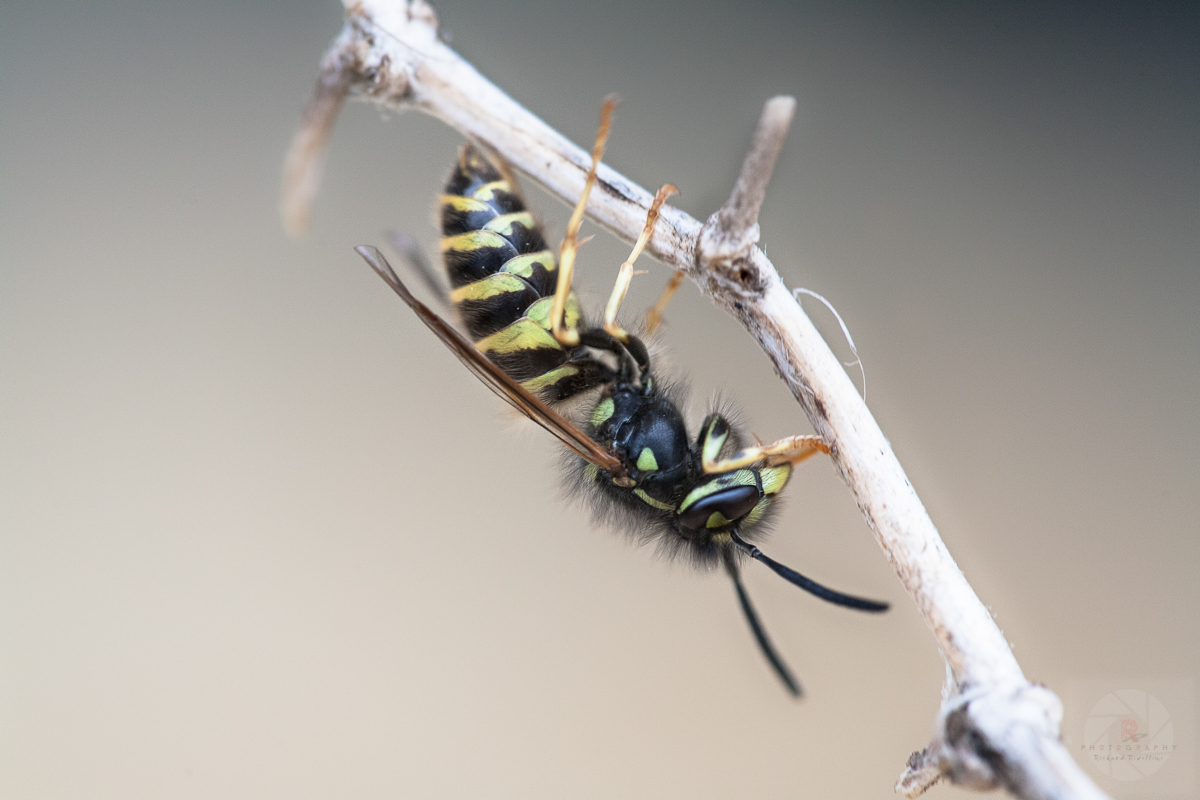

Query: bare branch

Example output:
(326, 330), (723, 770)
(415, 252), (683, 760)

(282, 3), (1112, 798)
(698, 95), (795, 268)
(280, 37), (361, 236)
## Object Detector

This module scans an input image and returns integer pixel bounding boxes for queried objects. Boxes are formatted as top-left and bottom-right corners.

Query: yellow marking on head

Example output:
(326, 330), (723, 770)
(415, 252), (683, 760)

(712, 532), (732, 545)
(636, 447), (659, 472)
(742, 498), (769, 527)
(440, 230), (512, 253)
(633, 489), (675, 512)
(500, 251), (556, 280)
(591, 397), (614, 428)
(706, 511), (732, 529)
(583, 462), (600, 482)
(520, 364), (579, 393)
(476, 318), (561, 355)
(449, 273), (529, 304)
(760, 464), (791, 495)
(471, 180), (512, 203)
(439, 195), (493, 214)
(483, 212), (536, 238)
(525, 294), (580, 331)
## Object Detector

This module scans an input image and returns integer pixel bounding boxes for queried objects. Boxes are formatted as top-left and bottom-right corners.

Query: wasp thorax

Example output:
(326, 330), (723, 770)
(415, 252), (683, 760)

(592, 387), (691, 489)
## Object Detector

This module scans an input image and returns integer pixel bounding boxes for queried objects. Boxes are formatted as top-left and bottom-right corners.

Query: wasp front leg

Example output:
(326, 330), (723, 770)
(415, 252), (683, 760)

(697, 414), (830, 474)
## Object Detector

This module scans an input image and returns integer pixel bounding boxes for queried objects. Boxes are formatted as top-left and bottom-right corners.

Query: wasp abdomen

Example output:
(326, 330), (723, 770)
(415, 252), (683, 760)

(440, 145), (608, 402)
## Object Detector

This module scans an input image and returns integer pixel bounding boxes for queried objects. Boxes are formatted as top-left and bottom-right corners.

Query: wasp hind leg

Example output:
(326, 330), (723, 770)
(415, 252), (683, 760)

(545, 98), (672, 386)
(601, 183), (679, 344)
(644, 269), (684, 334)
(549, 98), (618, 348)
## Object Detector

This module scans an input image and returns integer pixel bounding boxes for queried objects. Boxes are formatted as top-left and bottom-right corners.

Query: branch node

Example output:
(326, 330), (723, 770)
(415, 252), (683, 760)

(348, 5), (417, 105)
(350, 0), (439, 40)
(896, 681), (1104, 800)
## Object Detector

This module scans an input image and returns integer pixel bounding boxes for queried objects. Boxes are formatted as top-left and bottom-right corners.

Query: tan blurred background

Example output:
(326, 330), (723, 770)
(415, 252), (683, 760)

(2, 2), (1196, 798)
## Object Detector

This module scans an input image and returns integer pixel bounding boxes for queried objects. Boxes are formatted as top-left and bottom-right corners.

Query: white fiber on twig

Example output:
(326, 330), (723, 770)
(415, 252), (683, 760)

(793, 287), (866, 402)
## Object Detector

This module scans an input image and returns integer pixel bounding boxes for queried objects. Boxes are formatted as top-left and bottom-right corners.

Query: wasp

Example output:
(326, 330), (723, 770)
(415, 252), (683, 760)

(355, 99), (887, 696)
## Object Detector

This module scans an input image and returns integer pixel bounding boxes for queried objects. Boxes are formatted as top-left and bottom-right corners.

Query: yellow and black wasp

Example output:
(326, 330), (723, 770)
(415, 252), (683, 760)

(356, 100), (887, 696)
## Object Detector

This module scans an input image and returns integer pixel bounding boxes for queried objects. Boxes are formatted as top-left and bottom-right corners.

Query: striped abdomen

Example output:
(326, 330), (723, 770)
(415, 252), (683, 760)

(440, 146), (607, 402)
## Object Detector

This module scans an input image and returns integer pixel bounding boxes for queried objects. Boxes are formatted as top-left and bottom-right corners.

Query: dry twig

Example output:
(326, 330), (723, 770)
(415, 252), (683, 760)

(281, 3), (1110, 798)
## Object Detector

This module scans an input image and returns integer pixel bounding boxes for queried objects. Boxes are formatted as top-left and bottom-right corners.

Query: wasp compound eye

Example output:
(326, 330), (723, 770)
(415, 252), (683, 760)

(677, 483), (762, 531)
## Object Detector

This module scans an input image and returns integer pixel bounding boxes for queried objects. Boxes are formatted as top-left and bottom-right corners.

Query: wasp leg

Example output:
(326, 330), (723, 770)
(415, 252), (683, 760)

(602, 183), (678, 343)
(577, 327), (643, 383)
(644, 269), (684, 334)
(550, 97), (618, 348)
(702, 429), (830, 474)
(385, 229), (451, 310)
(723, 548), (802, 697)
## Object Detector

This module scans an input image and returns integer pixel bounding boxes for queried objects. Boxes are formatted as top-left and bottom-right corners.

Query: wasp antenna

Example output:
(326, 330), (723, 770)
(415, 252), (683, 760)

(729, 532), (889, 612)
(723, 552), (802, 698)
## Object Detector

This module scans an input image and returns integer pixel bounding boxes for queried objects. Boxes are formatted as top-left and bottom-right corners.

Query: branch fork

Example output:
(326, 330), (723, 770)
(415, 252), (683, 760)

(281, 3), (1110, 798)
(696, 94), (795, 299)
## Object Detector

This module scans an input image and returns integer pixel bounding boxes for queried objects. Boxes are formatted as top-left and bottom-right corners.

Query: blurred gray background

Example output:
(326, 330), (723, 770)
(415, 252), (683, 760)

(2, 1), (1196, 798)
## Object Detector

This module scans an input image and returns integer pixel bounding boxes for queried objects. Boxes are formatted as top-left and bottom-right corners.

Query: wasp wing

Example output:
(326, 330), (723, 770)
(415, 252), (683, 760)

(355, 246), (625, 475)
